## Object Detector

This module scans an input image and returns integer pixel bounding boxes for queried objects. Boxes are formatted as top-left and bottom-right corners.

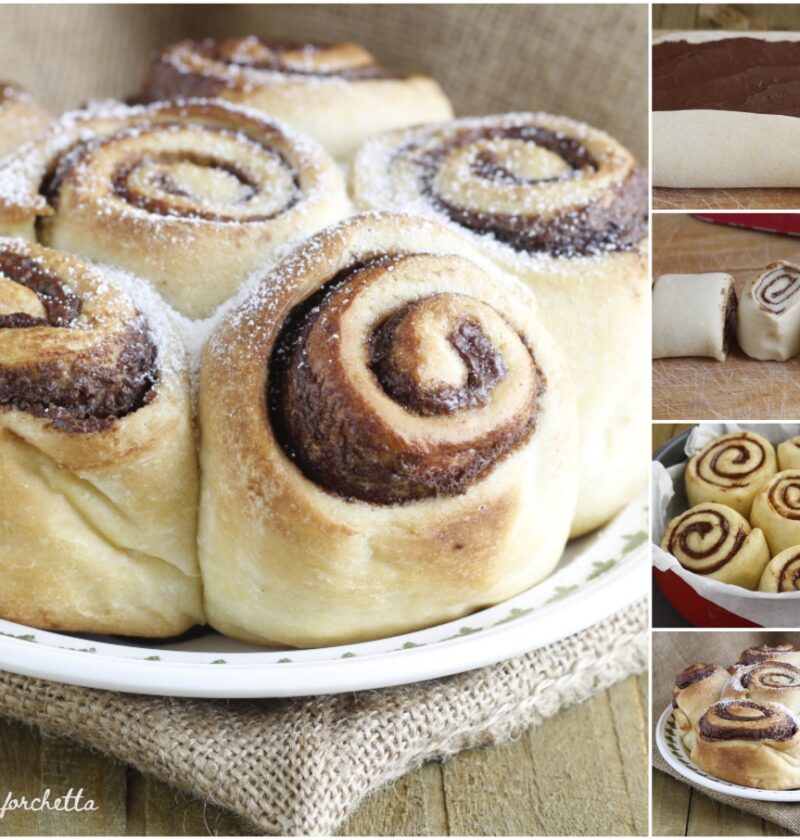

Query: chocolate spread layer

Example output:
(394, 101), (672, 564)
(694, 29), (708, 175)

(739, 644), (797, 666)
(268, 259), (541, 505)
(653, 37), (800, 117)
(667, 508), (746, 574)
(675, 664), (719, 690)
(0, 250), (158, 432)
(414, 125), (648, 258)
(699, 700), (797, 742)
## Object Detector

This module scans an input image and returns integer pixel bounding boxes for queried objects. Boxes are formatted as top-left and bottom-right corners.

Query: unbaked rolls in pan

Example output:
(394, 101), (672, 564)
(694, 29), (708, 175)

(352, 112), (649, 539)
(198, 212), (579, 647)
(0, 238), (203, 636)
(0, 99), (350, 318)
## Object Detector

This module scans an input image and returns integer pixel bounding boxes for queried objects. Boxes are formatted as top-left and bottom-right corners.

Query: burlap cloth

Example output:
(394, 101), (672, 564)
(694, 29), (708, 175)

(653, 631), (800, 834)
(0, 4), (649, 835)
(0, 600), (646, 835)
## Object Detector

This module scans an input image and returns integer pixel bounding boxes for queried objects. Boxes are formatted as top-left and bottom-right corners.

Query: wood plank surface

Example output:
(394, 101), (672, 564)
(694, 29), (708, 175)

(0, 675), (647, 836)
(652, 6), (800, 211)
(652, 214), (800, 420)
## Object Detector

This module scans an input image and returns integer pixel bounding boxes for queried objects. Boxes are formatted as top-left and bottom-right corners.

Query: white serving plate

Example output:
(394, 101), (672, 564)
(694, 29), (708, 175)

(656, 704), (800, 802)
(0, 492), (647, 698)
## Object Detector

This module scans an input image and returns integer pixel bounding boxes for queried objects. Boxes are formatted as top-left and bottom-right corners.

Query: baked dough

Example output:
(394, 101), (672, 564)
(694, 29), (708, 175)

(653, 32), (800, 188)
(673, 663), (731, 752)
(198, 213), (579, 647)
(738, 262), (800, 361)
(652, 272), (736, 361)
(759, 547), (800, 592)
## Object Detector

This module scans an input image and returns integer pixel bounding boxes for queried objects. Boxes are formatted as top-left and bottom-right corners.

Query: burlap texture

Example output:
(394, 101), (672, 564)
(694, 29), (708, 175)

(653, 631), (800, 834)
(0, 4), (647, 162)
(0, 600), (646, 836)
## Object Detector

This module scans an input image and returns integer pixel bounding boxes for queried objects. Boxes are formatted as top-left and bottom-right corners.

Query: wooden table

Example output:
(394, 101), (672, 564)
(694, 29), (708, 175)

(652, 6), (800, 211)
(0, 673), (647, 835)
(652, 214), (800, 420)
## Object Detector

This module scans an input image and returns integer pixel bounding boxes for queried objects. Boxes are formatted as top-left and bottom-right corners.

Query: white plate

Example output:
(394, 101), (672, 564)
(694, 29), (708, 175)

(0, 493), (648, 698)
(656, 704), (800, 801)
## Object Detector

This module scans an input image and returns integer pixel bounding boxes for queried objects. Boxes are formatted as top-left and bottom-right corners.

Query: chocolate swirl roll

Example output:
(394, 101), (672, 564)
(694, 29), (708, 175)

(738, 261), (800, 362)
(672, 663), (730, 751)
(738, 644), (800, 667)
(661, 502), (770, 589)
(779, 436), (800, 471)
(759, 548), (800, 593)
(353, 113), (649, 539)
(752, 470), (800, 555)
(0, 238), (203, 636)
(0, 99), (349, 318)
(198, 212), (579, 647)
(0, 82), (51, 158)
(133, 37), (453, 160)
(726, 661), (800, 714)
(685, 431), (777, 517)
(691, 700), (800, 789)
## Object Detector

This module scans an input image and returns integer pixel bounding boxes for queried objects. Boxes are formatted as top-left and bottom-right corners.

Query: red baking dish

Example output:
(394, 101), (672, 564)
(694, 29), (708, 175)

(694, 214), (800, 237)
(654, 568), (762, 628)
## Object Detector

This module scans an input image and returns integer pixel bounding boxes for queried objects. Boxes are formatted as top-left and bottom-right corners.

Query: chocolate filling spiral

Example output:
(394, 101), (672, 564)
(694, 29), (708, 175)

(675, 663), (721, 691)
(739, 661), (800, 691)
(0, 246), (157, 432)
(37, 120), (300, 230)
(693, 433), (768, 488)
(268, 255), (542, 504)
(739, 644), (799, 666)
(136, 37), (391, 104)
(699, 700), (798, 742)
(393, 121), (648, 258)
(667, 508), (747, 574)
(773, 552), (800, 592)
(766, 473), (800, 521)
(755, 265), (800, 314)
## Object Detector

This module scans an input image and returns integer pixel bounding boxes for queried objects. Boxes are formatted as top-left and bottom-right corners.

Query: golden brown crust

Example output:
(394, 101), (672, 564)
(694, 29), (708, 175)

(133, 37), (454, 160)
(198, 212), (579, 647)
(0, 238), (203, 636)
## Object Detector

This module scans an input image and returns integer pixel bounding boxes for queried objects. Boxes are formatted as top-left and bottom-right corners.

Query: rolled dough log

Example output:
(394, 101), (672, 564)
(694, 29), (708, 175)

(652, 272), (736, 361)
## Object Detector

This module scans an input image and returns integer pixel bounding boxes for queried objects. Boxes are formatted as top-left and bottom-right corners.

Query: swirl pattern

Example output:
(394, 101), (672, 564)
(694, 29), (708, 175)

(661, 502), (770, 589)
(752, 470), (800, 556)
(699, 700), (798, 743)
(685, 431), (777, 516)
(0, 238), (156, 431)
(198, 213), (579, 647)
(134, 37), (453, 161)
(0, 100), (349, 318)
(759, 548), (800, 593)
(738, 644), (800, 667)
(268, 254), (543, 504)
(728, 660), (800, 706)
(754, 263), (800, 315)
(353, 113), (648, 259)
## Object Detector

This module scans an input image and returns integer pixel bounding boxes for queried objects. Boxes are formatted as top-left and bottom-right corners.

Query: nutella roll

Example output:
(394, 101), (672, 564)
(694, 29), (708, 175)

(0, 83), (50, 158)
(779, 436), (800, 471)
(352, 113), (649, 538)
(0, 238), (202, 636)
(653, 32), (800, 188)
(134, 37), (453, 160)
(0, 99), (350, 318)
(751, 470), (800, 555)
(725, 661), (800, 713)
(691, 700), (800, 790)
(685, 431), (777, 517)
(672, 663), (730, 752)
(738, 644), (800, 668)
(661, 502), (770, 590)
(198, 213), (579, 647)
(652, 273), (737, 361)
(738, 262), (800, 362)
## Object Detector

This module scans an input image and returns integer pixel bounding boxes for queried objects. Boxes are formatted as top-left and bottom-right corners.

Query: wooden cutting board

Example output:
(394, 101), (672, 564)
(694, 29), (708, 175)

(653, 214), (800, 420)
